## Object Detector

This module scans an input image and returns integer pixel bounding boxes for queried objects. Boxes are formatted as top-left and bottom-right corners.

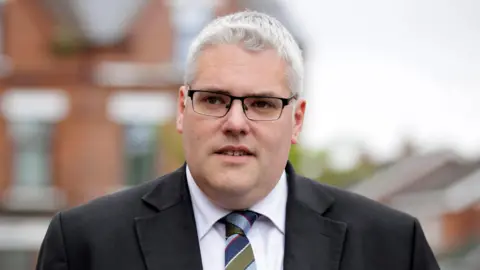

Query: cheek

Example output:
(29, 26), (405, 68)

(184, 115), (215, 149)
(257, 122), (292, 151)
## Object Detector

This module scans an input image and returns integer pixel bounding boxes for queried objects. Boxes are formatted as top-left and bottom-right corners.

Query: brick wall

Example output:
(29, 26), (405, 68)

(0, 112), (12, 199)
(442, 207), (478, 248)
(53, 87), (122, 207)
(128, 0), (173, 63)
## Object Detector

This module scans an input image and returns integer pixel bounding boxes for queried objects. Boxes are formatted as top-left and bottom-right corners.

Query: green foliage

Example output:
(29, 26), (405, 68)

(289, 144), (377, 187)
(51, 26), (86, 57)
(317, 161), (376, 187)
(288, 144), (303, 169)
(158, 121), (185, 166)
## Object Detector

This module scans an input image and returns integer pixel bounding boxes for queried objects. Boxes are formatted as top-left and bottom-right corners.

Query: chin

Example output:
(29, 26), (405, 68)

(218, 162), (256, 178)
(210, 172), (256, 193)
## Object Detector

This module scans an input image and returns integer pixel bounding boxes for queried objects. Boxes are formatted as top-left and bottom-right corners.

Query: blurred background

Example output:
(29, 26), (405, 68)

(0, 0), (478, 269)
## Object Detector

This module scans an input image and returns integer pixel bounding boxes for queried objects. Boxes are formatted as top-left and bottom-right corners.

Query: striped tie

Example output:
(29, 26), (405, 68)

(223, 210), (259, 270)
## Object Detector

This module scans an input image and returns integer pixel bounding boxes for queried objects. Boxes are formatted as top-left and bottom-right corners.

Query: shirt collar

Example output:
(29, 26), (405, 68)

(249, 171), (287, 234)
(186, 165), (288, 240)
(186, 166), (229, 239)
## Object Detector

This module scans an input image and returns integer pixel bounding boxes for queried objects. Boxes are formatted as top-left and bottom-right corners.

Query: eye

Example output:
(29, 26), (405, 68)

(200, 95), (227, 105)
(250, 99), (277, 109)
(206, 97), (222, 104)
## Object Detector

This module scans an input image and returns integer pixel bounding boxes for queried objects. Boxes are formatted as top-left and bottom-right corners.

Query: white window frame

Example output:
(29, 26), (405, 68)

(0, 89), (69, 211)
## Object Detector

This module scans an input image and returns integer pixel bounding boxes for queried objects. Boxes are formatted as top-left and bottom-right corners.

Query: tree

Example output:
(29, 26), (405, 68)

(289, 144), (378, 187)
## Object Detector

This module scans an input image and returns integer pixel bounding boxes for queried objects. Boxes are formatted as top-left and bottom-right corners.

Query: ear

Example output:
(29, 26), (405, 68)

(291, 98), (306, 144)
(176, 85), (187, 134)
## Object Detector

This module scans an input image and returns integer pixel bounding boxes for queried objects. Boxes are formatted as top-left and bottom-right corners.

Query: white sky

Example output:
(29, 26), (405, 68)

(281, 0), (480, 167)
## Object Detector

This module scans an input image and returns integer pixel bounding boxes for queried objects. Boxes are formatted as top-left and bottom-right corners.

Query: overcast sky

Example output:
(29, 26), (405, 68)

(281, 0), (480, 167)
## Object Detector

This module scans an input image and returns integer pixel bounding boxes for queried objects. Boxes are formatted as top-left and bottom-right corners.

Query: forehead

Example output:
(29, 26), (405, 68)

(193, 44), (289, 96)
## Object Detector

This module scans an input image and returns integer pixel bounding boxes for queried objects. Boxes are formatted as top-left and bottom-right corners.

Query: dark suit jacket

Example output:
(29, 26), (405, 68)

(36, 162), (440, 270)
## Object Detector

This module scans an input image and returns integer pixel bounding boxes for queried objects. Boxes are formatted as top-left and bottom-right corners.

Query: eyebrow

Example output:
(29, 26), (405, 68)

(192, 86), (283, 98)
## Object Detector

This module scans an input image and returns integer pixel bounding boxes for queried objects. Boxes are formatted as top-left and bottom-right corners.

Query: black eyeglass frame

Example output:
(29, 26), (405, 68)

(186, 89), (298, 121)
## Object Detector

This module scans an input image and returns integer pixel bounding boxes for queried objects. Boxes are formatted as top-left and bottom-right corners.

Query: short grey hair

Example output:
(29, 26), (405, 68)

(183, 10), (304, 97)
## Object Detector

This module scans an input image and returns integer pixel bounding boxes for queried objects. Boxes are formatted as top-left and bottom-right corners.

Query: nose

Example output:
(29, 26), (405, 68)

(221, 100), (250, 136)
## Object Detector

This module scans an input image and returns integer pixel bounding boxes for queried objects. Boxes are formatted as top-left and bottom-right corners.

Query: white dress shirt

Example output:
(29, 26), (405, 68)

(186, 165), (287, 270)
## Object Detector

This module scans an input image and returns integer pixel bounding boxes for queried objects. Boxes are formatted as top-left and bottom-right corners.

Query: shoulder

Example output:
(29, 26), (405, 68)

(295, 175), (420, 250)
(297, 175), (417, 228)
(64, 180), (156, 218)
(56, 167), (185, 228)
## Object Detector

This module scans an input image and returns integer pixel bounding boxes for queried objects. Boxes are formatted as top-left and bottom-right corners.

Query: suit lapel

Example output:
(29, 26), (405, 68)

(134, 165), (203, 270)
(283, 163), (347, 270)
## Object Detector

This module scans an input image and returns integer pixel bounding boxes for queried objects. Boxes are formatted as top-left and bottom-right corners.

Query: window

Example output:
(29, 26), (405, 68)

(124, 124), (159, 185)
(1, 89), (68, 211)
(108, 91), (175, 186)
(9, 121), (53, 188)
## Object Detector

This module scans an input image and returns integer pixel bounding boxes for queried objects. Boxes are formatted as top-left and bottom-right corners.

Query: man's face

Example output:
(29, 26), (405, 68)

(177, 44), (306, 209)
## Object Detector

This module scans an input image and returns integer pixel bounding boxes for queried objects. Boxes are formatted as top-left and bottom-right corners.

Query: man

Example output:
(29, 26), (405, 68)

(36, 11), (440, 270)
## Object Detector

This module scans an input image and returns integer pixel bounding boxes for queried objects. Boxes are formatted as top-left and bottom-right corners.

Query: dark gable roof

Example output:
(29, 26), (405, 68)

(399, 160), (480, 193)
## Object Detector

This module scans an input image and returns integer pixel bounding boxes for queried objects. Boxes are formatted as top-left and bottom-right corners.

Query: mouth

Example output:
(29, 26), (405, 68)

(214, 146), (255, 157)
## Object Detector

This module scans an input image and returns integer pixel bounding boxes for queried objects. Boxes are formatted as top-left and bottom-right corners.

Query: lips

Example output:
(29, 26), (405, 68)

(214, 145), (254, 156)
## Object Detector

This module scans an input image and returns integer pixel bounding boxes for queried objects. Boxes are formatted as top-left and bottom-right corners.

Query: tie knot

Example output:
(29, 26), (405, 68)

(223, 210), (259, 237)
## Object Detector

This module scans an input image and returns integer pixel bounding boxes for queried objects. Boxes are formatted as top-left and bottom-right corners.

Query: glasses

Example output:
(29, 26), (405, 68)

(187, 90), (297, 121)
